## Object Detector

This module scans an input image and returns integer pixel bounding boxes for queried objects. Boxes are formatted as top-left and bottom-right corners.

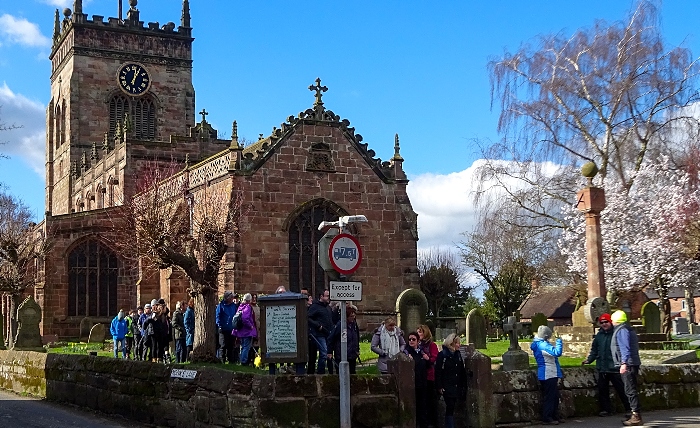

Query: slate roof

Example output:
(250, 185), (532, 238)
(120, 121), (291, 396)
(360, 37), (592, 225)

(644, 286), (688, 300)
(519, 286), (577, 319)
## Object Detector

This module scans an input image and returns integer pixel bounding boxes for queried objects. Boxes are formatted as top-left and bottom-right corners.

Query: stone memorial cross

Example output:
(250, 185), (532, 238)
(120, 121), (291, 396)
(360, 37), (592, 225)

(503, 315), (525, 351)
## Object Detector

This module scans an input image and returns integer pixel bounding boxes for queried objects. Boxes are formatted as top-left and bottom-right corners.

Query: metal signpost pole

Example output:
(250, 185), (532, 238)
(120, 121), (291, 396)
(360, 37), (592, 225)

(317, 215), (366, 428)
(339, 291), (350, 428)
(338, 222), (350, 428)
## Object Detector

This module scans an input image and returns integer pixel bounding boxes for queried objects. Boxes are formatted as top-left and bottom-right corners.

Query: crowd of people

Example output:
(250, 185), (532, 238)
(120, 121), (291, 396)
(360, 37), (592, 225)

(108, 287), (643, 428)
(109, 298), (194, 363)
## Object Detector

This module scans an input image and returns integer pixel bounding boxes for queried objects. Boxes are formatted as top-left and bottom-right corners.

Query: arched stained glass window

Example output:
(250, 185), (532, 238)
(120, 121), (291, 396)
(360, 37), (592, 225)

(68, 240), (118, 317)
(287, 200), (346, 296)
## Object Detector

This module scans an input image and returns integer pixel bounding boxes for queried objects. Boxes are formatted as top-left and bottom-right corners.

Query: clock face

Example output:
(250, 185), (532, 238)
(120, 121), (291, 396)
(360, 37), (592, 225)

(117, 63), (151, 96)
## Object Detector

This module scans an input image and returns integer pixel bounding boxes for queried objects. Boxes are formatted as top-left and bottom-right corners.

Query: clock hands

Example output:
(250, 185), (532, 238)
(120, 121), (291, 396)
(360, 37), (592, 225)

(131, 67), (141, 85)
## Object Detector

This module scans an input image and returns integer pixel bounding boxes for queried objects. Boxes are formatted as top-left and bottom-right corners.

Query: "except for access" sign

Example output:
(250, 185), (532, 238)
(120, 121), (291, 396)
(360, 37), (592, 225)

(329, 281), (363, 301)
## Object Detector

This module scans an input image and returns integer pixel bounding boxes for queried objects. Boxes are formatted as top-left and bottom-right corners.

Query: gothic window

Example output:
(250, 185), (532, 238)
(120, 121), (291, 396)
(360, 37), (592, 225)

(96, 185), (104, 209)
(108, 93), (157, 141)
(107, 177), (115, 207)
(55, 103), (63, 148)
(61, 100), (67, 146)
(287, 201), (346, 296)
(68, 240), (118, 317)
(48, 100), (55, 150)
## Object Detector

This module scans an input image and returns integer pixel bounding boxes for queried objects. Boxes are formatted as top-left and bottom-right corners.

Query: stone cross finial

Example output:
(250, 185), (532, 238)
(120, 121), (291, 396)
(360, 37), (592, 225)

(199, 109), (208, 123)
(309, 77), (328, 107)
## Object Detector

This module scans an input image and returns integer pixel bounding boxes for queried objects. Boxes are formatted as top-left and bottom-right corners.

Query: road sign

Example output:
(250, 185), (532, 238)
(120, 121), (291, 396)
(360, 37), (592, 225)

(328, 233), (362, 275)
(330, 281), (363, 301)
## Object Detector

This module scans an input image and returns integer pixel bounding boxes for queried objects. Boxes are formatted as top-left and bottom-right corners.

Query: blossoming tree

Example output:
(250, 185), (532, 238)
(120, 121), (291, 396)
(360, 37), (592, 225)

(560, 158), (700, 335)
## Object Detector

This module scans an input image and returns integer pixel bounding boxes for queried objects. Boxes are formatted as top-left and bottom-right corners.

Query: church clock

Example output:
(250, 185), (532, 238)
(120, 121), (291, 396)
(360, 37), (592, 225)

(117, 62), (151, 96)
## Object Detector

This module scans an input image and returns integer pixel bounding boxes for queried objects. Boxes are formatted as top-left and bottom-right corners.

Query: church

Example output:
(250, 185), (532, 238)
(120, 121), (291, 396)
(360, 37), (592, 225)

(25, 0), (419, 338)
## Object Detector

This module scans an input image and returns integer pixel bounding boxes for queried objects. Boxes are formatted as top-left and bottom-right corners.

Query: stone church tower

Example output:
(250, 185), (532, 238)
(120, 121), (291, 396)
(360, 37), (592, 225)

(24, 0), (419, 338)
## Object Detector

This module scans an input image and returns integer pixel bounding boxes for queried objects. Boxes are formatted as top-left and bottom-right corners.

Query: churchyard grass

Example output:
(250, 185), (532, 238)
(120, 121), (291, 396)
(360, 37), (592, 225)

(47, 342), (112, 357)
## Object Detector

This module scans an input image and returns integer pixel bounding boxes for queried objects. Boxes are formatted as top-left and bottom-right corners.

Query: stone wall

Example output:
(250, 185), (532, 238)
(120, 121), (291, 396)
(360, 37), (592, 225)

(492, 365), (700, 425)
(0, 350), (402, 428)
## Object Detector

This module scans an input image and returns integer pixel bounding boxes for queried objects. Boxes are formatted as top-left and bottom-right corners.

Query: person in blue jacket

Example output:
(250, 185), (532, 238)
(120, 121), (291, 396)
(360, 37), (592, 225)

(530, 325), (563, 425)
(110, 309), (128, 359)
(215, 290), (238, 363)
(184, 298), (195, 361)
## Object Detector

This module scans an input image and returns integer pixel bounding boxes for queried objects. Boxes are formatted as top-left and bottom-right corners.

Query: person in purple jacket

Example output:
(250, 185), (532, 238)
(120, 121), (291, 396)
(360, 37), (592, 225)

(232, 293), (257, 366)
(531, 325), (563, 425)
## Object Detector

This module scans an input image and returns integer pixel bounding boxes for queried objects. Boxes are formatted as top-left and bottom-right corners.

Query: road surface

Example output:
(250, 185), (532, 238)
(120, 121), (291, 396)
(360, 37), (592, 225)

(0, 389), (143, 428)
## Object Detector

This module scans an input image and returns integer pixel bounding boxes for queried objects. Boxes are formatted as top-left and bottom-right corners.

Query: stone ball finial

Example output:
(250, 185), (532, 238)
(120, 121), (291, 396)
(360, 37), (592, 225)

(129, 0), (138, 7)
(581, 161), (599, 178)
(63, 8), (72, 18)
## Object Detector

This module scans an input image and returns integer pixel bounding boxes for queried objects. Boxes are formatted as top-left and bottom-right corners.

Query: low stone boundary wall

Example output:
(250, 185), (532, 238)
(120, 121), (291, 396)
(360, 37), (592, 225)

(2, 349), (700, 427)
(0, 350), (401, 428)
(492, 364), (700, 425)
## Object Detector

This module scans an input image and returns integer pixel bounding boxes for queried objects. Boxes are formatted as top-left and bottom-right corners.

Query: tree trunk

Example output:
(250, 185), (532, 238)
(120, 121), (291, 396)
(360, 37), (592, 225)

(659, 296), (672, 340)
(8, 293), (20, 348)
(190, 286), (219, 362)
(685, 287), (696, 325)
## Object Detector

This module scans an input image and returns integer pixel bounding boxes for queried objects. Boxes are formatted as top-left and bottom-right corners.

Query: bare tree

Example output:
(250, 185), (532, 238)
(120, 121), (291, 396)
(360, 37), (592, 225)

(110, 162), (247, 362)
(0, 190), (48, 346)
(460, 203), (569, 322)
(417, 248), (469, 318)
(0, 106), (22, 160)
(477, 0), (700, 230)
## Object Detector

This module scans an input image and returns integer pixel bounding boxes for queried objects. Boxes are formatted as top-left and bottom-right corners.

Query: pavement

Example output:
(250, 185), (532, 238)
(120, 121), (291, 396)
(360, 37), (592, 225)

(525, 408), (700, 428)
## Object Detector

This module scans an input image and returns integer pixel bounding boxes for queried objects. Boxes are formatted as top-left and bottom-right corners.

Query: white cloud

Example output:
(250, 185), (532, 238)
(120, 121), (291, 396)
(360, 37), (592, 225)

(0, 15), (51, 48)
(0, 82), (46, 175)
(42, 0), (72, 8)
(407, 164), (483, 252)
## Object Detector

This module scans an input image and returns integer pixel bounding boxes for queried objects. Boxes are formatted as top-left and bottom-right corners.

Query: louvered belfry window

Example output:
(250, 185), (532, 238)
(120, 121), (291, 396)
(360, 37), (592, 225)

(108, 94), (156, 140)
(67, 239), (119, 317)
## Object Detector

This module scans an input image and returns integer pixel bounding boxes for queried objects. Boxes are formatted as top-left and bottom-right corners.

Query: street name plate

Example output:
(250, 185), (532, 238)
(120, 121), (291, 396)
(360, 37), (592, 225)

(171, 369), (197, 379)
(330, 281), (362, 301)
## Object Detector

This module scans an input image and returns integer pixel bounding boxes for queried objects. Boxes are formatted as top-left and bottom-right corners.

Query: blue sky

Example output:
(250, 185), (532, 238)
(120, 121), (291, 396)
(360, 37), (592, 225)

(1, 0), (700, 251)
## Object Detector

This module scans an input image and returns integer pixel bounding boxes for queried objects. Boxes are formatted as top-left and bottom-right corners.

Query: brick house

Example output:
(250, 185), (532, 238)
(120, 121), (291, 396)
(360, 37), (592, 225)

(16, 1), (419, 338)
(644, 287), (700, 323)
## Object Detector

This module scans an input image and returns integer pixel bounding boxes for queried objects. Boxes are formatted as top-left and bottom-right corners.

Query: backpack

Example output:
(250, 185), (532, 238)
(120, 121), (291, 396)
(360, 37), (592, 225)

(232, 308), (243, 330)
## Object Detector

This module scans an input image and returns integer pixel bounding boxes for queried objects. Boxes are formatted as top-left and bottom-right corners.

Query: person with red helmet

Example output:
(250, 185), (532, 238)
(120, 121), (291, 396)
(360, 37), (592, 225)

(581, 313), (632, 419)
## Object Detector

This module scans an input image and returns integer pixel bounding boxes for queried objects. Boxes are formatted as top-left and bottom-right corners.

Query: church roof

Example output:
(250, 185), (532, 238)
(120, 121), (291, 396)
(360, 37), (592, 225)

(233, 79), (407, 184)
(518, 286), (577, 319)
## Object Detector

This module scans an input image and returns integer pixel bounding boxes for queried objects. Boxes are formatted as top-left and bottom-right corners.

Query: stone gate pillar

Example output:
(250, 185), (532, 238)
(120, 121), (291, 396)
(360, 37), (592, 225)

(463, 345), (495, 428)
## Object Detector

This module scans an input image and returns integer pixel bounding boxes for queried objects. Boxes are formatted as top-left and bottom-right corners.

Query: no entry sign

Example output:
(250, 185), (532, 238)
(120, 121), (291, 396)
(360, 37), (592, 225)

(328, 233), (362, 275)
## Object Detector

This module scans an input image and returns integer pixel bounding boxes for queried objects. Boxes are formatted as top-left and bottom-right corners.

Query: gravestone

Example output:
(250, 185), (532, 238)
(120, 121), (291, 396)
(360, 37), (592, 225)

(88, 323), (106, 343)
(0, 311), (5, 350)
(673, 317), (689, 335)
(395, 288), (428, 335)
(435, 327), (456, 342)
(79, 317), (95, 341)
(465, 308), (487, 349)
(13, 296), (45, 351)
(502, 315), (529, 371)
(530, 313), (548, 336)
(641, 301), (661, 334)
